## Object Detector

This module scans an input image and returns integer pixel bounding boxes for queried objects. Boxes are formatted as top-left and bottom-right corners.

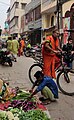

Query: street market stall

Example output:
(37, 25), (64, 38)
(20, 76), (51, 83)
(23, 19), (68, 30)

(0, 79), (51, 120)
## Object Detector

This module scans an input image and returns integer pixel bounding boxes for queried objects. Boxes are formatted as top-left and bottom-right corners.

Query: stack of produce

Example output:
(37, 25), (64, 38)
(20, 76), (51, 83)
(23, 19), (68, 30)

(0, 89), (51, 120)
(0, 79), (16, 101)
(9, 100), (37, 112)
(0, 108), (50, 120)
(11, 90), (36, 101)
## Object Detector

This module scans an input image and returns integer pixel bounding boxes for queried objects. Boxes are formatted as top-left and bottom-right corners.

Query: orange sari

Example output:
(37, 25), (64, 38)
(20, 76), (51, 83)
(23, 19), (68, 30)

(20, 40), (25, 53)
(42, 36), (59, 78)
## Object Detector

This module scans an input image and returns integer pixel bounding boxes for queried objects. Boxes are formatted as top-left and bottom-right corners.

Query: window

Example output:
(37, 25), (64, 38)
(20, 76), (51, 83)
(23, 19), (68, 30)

(25, 11), (34, 24)
(35, 5), (41, 20)
(25, 14), (28, 24)
(15, 16), (18, 26)
(15, 2), (19, 8)
(51, 16), (54, 26)
(21, 3), (26, 9)
(28, 11), (34, 22)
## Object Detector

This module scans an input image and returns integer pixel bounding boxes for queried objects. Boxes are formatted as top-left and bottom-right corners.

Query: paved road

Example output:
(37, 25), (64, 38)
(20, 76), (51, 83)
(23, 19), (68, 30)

(0, 56), (74, 120)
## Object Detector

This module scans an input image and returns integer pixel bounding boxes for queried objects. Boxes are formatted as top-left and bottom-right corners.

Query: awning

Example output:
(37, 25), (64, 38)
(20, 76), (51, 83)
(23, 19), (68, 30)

(42, 26), (56, 31)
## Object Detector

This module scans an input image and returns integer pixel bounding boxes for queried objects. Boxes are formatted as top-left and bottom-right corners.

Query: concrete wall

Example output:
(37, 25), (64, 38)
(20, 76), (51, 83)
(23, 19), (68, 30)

(10, 25), (19, 34)
(10, 0), (31, 8)
(41, 0), (56, 13)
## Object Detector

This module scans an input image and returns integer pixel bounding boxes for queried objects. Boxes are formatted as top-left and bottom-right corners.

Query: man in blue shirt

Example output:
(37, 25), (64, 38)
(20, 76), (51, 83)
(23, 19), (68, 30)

(29, 71), (58, 103)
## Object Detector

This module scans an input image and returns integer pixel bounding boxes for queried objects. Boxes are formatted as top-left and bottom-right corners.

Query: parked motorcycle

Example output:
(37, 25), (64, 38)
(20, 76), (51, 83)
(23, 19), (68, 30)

(24, 45), (41, 58)
(24, 47), (36, 57)
(0, 49), (13, 67)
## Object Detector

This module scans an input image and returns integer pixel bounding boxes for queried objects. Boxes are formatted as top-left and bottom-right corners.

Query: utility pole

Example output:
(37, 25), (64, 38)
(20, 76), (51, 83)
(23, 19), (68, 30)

(57, 0), (60, 29)
(56, 0), (63, 47)
(57, 0), (63, 30)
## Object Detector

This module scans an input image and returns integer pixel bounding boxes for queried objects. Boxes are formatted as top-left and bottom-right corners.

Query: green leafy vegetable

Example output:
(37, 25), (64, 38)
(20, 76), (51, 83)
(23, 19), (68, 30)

(0, 111), (8, 120)
(19, 109), (50, 120)
(11, 91), (35, 102)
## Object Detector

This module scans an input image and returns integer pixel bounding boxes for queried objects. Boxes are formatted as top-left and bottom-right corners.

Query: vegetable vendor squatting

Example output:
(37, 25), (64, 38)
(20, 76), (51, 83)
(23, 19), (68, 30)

(29, 71), (58, 103)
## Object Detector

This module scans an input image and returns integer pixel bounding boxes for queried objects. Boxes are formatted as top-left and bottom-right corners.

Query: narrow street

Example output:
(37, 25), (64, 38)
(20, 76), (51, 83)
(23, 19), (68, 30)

(0, 56), (74, 120)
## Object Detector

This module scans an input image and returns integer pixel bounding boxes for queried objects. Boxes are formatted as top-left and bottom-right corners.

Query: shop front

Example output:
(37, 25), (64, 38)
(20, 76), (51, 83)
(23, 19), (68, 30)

(42, 26), (56, 37)
(28, 28), (41, 46)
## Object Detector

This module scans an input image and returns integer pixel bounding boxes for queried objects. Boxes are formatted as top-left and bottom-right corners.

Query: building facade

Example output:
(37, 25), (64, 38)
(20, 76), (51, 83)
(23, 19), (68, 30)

(41, 0), (58, 36)
(9, 0), (31, 36)
(4, 7), (10, 36)
(22, 0), (42, 45)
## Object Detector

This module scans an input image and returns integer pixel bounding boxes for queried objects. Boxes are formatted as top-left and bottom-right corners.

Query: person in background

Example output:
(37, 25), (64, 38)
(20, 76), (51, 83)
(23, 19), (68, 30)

(62, 37), (74, 69)
(12, 36), (19, 62)
(42, 28), (62, 79)
(63, 23), (68, 44)
(41, 36), (46, 50)
(20, 38), (25, 56)
(29, 71), (58, 104)
(41, 36), (46, 45)
(7, 36), (12, 52)
(27, 40), (31, 49)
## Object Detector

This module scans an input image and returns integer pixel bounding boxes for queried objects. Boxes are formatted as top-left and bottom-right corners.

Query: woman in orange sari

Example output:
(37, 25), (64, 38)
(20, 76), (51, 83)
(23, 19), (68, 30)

(20, 38), (25, 55)
(42, 29), (61, 79)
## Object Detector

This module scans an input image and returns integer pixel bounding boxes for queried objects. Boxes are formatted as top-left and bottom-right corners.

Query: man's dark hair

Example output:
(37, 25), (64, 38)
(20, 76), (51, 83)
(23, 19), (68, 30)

(68, 37), (72, 41)
(43, 37), (45, 41)
(13, 36), (16, 39)
(8, 36), (12, 40)
(52, 28), (59, 33)
(34, 71), (44, 79)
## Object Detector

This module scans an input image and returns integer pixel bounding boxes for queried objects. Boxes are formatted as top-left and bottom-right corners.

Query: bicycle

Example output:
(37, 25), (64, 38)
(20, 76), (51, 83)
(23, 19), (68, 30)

(28, 52), (74, 96)
(29, 56), (43, 84)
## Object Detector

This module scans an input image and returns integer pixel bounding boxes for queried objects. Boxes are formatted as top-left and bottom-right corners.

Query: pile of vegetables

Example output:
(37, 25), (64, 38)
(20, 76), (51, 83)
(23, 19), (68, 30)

(9, 100), (37, 112)
(11, 90), (35, 102)
(9, 91), (37, 112)
(18, 109), (50, 120)
(0, 90), (51, 120)
(0, 108), (51, 120)
(0, 111), (8, 120)
(0, 110), (20, 120)
(7, 108), (51, 120)
(0, 101), (11, 110)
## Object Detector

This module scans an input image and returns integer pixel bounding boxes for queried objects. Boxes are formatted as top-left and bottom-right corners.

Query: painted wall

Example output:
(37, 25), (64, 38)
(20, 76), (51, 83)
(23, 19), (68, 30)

(41, 0), (57, 30)
(62, 0), (74, 17)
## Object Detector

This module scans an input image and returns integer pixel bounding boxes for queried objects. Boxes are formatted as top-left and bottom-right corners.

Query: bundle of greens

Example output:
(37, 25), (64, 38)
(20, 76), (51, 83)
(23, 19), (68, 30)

(8, 108), (51, 120)
(11, 91), (35, 102)
(19, 109), (50, 120)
